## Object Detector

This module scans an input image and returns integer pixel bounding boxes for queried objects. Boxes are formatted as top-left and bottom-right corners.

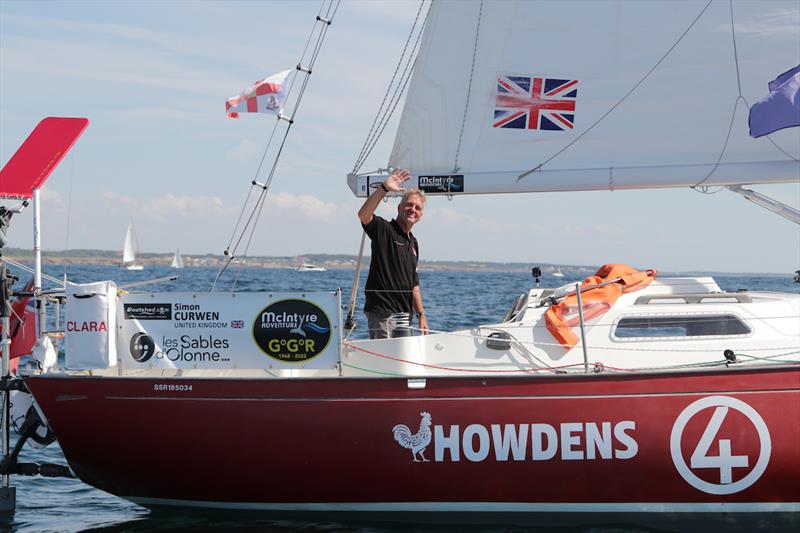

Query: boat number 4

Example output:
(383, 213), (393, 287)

(670, 396), (771, 495)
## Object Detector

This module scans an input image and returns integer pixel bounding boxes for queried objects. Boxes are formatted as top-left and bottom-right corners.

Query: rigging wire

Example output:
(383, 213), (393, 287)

(212, 0), (340, 291)
(352, 0), (428, 174)
(692, 0), (747, 191)
(235, 3), (339, 269)
(693, 0), (799, 192)
(63, 149), (77, 283)
(219, 0), (335, 263)
(517, 0), (714, 181)
(352, 0), (431, 174)
(3, 258), (67, 287)
(453, 0), (483, 173)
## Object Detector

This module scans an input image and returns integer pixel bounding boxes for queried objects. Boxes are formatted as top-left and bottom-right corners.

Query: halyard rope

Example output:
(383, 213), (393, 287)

(452, 0), (483, 173)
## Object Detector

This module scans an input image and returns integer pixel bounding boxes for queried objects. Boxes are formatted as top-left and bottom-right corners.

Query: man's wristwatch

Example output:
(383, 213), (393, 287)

(380, 182), (389, 193)
(415, 312), (425, 319)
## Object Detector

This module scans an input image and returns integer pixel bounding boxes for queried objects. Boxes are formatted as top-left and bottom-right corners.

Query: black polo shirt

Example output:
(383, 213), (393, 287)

(362, 215), (419, 314)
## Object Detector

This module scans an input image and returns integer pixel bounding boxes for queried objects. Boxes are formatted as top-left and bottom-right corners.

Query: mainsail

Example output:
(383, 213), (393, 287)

(350, 0), (799, 196)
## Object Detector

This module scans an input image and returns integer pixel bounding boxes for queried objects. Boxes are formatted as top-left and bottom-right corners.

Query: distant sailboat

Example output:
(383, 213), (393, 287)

(295, 256), (326, 272)
(552, 268), (564, 278)
(170, 249), (184, 269)
(122, 223), (144, 270)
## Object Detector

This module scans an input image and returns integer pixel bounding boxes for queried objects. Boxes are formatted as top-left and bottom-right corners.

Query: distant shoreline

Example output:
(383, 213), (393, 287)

(1, 248), (793, 277)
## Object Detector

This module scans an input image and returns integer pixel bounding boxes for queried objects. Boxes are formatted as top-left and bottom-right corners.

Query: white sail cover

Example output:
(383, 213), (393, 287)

(361, 0), (800, 196)
(122, 223), (136, 263)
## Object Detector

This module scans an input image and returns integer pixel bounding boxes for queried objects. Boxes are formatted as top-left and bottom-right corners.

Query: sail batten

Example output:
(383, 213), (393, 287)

(363, 0), (799, 197)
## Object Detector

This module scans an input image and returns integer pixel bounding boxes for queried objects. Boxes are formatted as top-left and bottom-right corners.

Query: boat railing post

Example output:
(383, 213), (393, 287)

(575, 283), (589, 373)
(0, 264), (13, 501)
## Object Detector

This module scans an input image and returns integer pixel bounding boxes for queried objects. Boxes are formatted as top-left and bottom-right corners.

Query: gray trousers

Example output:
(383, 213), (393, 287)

(366, 311), (413, 339)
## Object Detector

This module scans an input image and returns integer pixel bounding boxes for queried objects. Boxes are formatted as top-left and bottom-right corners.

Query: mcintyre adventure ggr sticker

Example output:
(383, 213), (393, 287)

(252, 299), (331, 363)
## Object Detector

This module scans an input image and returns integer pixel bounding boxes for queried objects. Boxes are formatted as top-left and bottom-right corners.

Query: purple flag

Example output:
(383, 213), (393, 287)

(748, 64), (800, 138)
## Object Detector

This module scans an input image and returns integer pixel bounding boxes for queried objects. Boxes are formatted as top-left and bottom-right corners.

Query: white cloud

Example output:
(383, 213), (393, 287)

(721, 8), (800, 39)
(107, 107), (207, 123)
(430, 207), (519, 233)
(225, 139), (264, 162)
(266, 192), (350, 222)
(1, 12), (297, 70)
(99, 190), (233, 219)
(39, 186), (64, 207)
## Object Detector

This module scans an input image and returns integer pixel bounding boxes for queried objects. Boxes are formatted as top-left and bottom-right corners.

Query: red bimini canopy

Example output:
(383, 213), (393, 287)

(0, 117), (89, 199)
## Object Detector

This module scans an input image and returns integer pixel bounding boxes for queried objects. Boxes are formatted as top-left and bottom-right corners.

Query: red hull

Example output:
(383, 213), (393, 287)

(25, 365), (800, 516)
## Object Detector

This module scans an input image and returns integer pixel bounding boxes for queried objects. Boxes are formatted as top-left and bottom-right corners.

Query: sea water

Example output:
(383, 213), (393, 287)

(3, 264), (798, 532)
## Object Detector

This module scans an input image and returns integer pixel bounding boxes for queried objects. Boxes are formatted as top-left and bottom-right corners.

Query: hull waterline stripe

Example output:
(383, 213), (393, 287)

(102, 387), (799, 403)
(123, 499), (800, 513)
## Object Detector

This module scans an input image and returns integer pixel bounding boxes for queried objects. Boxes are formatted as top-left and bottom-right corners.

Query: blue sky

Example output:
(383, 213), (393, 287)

(1, 0), (798, 274)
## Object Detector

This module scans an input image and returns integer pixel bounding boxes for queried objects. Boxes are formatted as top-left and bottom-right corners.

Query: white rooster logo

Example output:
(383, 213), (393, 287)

(392, 411), (432, 462)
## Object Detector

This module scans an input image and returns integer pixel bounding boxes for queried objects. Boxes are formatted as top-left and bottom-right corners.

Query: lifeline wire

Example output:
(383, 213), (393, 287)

(344, 335), (797, 376)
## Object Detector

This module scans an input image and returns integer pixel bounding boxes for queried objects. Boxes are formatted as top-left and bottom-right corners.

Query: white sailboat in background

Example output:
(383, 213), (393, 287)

(552, 268), (564, 278)
(170, 249), (184, 269)
(121, 222), (143, 270)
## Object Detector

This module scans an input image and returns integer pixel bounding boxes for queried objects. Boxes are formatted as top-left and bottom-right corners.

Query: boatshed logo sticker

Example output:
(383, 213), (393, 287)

(670, 396), (771, 495)
(124, 303), (172, 320)
(252, 299), (331, 363)
(130, 332), (156, 363)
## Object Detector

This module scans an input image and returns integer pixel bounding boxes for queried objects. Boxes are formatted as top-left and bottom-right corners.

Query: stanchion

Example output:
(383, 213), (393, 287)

(0, 263), (16, 519)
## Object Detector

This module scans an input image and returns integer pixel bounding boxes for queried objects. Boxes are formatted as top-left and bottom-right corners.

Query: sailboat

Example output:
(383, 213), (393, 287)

(170, 249), (184, 269)
(552, 268), (564, 278)
(2, 0), (799, 527)
(121, 223), (144, 271)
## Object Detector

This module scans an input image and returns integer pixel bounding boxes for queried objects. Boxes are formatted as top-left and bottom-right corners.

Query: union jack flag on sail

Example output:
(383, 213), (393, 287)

(493, 75), (578, 130)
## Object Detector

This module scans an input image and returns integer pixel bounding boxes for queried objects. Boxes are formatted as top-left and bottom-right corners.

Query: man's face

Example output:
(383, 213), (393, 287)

(398, 193), (425, 226)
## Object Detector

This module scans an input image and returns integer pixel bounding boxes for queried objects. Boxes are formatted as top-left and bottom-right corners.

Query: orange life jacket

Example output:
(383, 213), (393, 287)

(545, 264), (656, 349)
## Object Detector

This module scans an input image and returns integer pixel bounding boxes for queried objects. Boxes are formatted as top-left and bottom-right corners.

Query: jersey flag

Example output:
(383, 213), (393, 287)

(493, 75), (578, 130)
(226, 69), (295, 119)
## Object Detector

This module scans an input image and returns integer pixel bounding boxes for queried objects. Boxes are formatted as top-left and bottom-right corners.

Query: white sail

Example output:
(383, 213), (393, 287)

(351, 0), (799, 196)
(171, 249), (184, 269)
(122, 223), (136, 264)
(122, 223), (143, 270)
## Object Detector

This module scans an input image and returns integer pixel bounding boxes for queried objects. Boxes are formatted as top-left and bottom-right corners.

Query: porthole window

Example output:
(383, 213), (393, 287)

(614, 314), (751, 339)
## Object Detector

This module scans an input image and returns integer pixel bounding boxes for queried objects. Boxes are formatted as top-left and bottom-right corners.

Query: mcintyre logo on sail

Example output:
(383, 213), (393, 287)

(494, 75), (578, 130)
